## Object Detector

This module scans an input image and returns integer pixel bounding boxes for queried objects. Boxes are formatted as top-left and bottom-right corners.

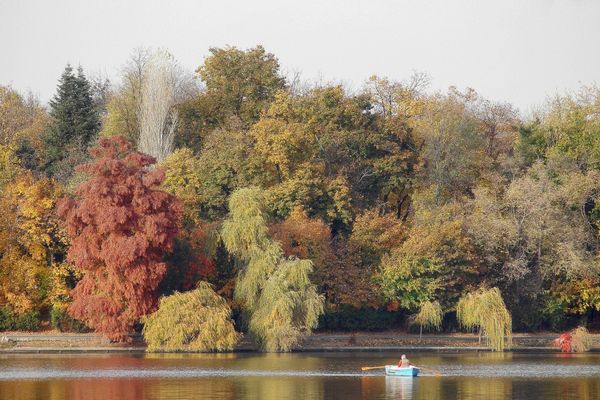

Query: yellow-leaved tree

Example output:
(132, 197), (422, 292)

(143, 282), (239, 352)
(457, 287), (512, 351)
(0, 172), (64, 314)
(0, 144), (20, 190)
(221, 187), (325, 352)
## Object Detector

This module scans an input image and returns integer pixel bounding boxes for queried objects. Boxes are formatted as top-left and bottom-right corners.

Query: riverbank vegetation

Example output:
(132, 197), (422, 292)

(412, 300), (443, 341)
(1, 45), (600, 350)
(457, 288), (512, 351)
(143, 282), (239, 352)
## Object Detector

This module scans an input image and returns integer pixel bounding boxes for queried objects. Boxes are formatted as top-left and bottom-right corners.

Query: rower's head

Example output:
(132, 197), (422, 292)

(401, 354), (406, 359)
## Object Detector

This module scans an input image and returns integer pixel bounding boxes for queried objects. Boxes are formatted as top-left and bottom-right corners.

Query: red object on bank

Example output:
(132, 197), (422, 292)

(553, 332), (573, 353)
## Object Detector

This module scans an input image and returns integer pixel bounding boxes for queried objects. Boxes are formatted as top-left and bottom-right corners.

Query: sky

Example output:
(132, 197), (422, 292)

(1, 0), (599, 113)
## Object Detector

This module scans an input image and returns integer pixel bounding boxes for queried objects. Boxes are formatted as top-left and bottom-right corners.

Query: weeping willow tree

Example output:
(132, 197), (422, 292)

(142, 282), (239, 352)
(412, 300), (443, 341)
(221, 187), (324, 352)
(457, 287), (512, 351)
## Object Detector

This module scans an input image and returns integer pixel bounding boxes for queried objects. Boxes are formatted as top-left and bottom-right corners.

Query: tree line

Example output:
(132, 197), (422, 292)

(0, 45), (599, 351)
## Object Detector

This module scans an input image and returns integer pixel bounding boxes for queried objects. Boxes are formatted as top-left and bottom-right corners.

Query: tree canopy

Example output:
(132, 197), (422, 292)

(58, 136), (181, 341)
(1, 45), (600, 342)
(43, 65), (100, 181)
(221, 187), (324, 351)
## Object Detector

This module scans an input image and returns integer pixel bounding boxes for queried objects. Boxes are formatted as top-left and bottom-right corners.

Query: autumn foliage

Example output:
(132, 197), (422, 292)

(552, 326), (592, 353)
(58, 136), (181, 341)
(5, 46), (600, 339)
(0, 172), (62, 314)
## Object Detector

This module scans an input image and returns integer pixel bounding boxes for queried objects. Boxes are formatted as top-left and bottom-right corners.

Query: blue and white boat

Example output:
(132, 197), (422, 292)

(385, 365), (420, 377)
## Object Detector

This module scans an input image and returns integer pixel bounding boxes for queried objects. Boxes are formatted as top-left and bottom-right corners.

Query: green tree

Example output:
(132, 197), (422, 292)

(542, 88), (600, 171)
(221, 187), (324, 352)
(250, 84), (418, 231)
(265, 171), (354, 233)
(195, 129), (269, 220)
(413, 90), (484, 204)
(379, 192), (479, 308)
(197, 45), (286, 127)
(515, 122), (547, 166)
(515, 87), (600, 171)
(363, 75), (426, 218)
(160, 148), (204, 226)
(377, 254), (439, 311)
(43, 65), (100, 180)
(0, 86), (49, 172)
(467, 162), (600, 328)
(159, 148), (221, 294)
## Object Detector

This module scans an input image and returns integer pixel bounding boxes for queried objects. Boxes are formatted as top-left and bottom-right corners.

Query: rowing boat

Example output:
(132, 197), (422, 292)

(384, 365), (420, 377)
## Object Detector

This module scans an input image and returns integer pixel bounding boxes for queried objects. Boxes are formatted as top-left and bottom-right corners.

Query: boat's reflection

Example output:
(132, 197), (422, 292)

(385, 376), (414, 398)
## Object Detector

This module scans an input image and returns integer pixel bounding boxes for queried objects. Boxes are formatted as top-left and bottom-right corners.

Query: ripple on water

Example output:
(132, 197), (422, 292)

(439, 364), (600, 378)
(0, 368), (375, 380)
(2, 364), (600, 380)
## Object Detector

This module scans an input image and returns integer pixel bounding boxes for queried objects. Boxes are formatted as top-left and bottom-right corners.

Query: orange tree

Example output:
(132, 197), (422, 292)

(58, 136), (181, 341)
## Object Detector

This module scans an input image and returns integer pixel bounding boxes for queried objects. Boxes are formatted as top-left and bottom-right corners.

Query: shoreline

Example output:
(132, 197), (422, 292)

(2, 332), (599, 354)
(3, 346), (599, 354)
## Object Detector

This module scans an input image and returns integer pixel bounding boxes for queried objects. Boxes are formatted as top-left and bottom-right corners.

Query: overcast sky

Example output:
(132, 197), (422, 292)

(1, 0), (599, 113)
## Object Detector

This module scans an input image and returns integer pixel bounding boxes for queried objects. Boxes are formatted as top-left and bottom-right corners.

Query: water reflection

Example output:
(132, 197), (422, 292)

(385, 376), (413, 398)
(0, 378), (147, 400)
(457, 378), (512, 400)
(147, 378), (235, 400)
(0, 352), (600, 400)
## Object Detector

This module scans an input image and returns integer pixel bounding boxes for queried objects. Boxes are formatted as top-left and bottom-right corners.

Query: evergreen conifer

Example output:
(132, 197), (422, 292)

(43, 65), (100, 179)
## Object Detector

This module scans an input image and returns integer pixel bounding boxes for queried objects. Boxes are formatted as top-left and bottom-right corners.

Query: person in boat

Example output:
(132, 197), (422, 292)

(397, 354), (411, 368)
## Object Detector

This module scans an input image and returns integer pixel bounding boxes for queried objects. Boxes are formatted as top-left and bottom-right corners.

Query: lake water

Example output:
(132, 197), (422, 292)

(0, 352), (599, 399)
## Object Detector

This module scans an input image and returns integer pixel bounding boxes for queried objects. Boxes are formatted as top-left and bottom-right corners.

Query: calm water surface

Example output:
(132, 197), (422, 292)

(0, 352), (599, 400)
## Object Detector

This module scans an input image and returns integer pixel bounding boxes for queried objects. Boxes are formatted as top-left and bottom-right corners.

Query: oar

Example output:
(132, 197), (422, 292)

(361, 365), (386, 371)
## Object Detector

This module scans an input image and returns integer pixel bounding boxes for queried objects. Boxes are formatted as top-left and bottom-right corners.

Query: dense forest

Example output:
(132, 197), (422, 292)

(1, 46), (599, 351)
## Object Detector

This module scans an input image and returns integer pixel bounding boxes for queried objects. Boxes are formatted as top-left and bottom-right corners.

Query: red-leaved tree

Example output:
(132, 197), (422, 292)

(58, 136), (182, 342)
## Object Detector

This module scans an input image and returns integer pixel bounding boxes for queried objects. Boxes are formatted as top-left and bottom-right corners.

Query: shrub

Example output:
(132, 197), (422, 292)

(0, 307), (40, 331)
(553, 326), (593, 352)
(143, 282), (239, 352)
(50, 306), (88, 332)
